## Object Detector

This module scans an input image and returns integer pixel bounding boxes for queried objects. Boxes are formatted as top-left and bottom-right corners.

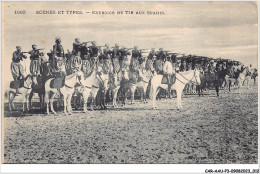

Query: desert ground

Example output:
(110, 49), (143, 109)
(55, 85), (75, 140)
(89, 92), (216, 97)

(3, 85), (258, 164)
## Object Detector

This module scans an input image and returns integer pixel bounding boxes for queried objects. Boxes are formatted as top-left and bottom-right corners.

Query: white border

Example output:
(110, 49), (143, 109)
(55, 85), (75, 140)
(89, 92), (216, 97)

(1, 0), (259, 173)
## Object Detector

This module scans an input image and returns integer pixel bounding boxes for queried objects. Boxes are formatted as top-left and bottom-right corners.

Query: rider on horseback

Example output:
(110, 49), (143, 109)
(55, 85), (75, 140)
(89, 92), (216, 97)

(163, 56), (175, 99)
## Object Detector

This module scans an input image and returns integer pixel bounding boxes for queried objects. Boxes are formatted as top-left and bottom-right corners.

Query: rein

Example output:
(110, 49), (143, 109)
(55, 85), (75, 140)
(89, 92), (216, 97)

(23, 76), (32, 89)
(176, 71), (198, 85)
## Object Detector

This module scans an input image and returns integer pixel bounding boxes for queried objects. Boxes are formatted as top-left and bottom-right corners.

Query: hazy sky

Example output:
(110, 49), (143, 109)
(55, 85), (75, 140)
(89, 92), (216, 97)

(2, 1), (258, 88)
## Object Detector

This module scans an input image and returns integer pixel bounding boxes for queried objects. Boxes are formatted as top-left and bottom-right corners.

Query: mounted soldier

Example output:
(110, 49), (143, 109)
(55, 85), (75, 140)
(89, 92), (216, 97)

(154, 48), (166, 74)
(163, 55), (175, 98)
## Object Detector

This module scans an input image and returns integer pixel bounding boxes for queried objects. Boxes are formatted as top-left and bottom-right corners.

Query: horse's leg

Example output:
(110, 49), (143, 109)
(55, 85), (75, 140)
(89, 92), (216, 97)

(9, 92), (15, 111)
(22, 95), (26, 112)
(176, 88), (183, 110)
(45, 91), (50, 115)
(63, 94), (68, 115)
(197, 85), (201, 97)
(215, 81), (219, 97)
(111, 89), (115, 107)
(152, 86), (159, 110)
(26, 93), (30, 111)
(50, 92), (57, 115)
(102, 90), (107, 109)
(142, 87), (146, 103)
(68, 93), (73, 114)
(29, 91), (34, 110)
(82, 92), (89, 113)
(130, 86), (136, 104)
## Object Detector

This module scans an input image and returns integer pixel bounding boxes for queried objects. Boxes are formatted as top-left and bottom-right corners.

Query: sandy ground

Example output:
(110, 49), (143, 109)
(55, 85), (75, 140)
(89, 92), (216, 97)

(3, 86), (258, 164)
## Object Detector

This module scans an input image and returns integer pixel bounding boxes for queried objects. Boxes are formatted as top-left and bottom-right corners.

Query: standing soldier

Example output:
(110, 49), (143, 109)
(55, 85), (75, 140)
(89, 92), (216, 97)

(119, 47), (131, 69)
(11, 46), (27, 81)
(53, 37), (66, 76)
(89, 41), (99, 66)
(11, 46), (27, 94)
(156, 48), (166, 61)
(73, 38), (87, 56)
(29, 44), (41, 76)
(132, 46), (142, 60)
(100, 44), (113, 74)
(112, 43), (121, 73)
(130, 46), (141, 73)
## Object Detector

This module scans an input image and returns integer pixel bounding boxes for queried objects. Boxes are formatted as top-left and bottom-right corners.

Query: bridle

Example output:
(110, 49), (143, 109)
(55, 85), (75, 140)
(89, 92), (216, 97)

(176, 70), (199, 85)
(23, 75), (32, 90)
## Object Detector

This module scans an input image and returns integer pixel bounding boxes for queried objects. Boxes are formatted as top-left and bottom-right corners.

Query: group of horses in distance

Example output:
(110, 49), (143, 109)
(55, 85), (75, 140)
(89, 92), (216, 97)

(5, 53), (257, 115)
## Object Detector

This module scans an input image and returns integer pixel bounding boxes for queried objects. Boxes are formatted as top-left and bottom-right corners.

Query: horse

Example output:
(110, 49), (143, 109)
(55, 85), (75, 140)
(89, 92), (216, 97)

(44, 71), (84, 115)
(108, 69), (129, 108)
(28, 58), (50, 110)
(6, 75), (33, 112)
(224, 68), (246, 92)
(118, 58), (140, 105)
(150, 69), (201, 110)
(197, 71), (223, 97)
(92, 71), (110, 110)
(131, 58), (154, 103)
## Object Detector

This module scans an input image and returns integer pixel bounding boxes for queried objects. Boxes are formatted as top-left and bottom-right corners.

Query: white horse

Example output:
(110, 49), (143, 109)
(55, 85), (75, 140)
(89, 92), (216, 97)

(5, 75), (33, 112)
(108, 70), (129, 108)
(150, 69), (201, 110)
(76, 68), (109, 112)
(45, 71), (84, 115)
(133, 69), (153, 103)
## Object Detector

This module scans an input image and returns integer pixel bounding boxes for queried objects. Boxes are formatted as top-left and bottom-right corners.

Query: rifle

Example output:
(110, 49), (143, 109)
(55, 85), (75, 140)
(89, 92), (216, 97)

(21, 52), (30, 54)
(98, 46), (106, 48)
(82, 41), (95, 44)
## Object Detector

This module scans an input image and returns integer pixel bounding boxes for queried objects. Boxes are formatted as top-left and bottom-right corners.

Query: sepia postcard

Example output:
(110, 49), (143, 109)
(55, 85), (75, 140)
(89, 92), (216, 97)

(1, 1), (259, 172)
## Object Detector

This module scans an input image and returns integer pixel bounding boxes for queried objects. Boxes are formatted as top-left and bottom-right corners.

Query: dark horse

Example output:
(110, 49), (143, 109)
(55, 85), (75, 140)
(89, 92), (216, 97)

(29, 59), (50, 111)
(197, 70), (227, 97)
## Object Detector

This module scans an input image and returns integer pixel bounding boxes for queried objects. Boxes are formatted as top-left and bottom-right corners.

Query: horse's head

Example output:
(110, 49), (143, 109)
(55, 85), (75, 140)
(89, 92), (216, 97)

(76, 71), (84, 85)
(192, 69), (201, 85)
(99, 73), (109, 90)
(31, 75), (38, 86)
(24, 74), (33, 87)
(121, 69), (129, 81)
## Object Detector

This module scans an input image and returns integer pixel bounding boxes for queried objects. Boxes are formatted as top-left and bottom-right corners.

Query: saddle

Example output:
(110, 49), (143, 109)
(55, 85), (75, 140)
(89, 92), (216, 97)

(161, 74), (176, 85)
(50, 77), (65, 89)
(10, 79), (24, 89)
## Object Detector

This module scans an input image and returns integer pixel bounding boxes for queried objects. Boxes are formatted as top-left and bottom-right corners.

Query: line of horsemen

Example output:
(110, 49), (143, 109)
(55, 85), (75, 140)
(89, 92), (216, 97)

(10, 37), (257, 106)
